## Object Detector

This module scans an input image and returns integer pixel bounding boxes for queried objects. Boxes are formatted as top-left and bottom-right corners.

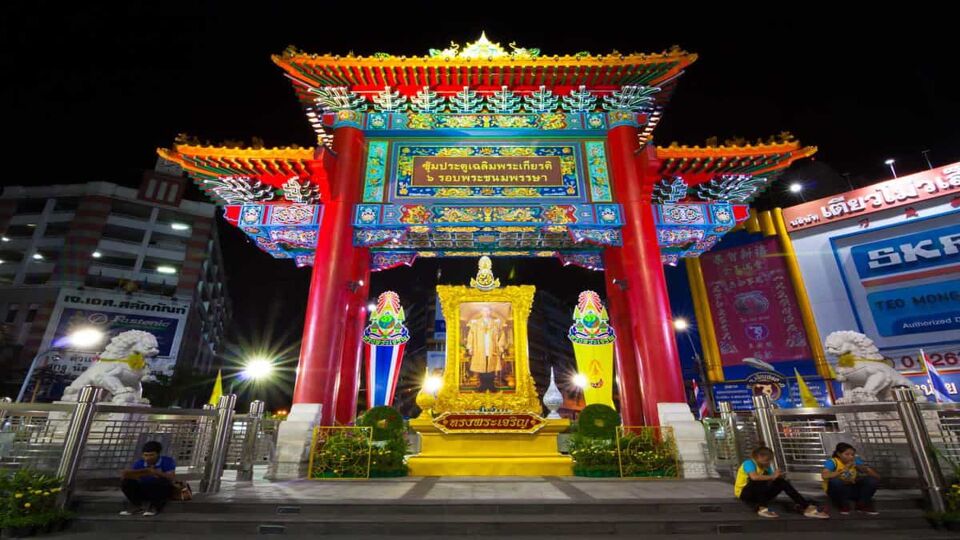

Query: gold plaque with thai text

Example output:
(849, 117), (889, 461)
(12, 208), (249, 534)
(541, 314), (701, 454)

(412, 156), (564, 187)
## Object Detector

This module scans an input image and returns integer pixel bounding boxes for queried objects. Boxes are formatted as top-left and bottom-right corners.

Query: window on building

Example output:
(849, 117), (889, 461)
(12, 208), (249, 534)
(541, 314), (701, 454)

(4, 224), (35, 238)
(54, 197), (80, 212)
(144, 178), (158, 199)
(141, 280), (176, 296)
(109, 200), (153, 220)
(101, 223), (145, 244)
(92, 253), (137, 269)
(143, 255), (181, 277)
(0, 250), (23, 263)
(5, 304), (18, 323)
(23, 273), (50, 285)
(15, 198), (48, 214)
(156, 209), (194, 232)
(148, 230), (187, 251)
(25, 305), (38, 323)
(42, 222), (70, 238)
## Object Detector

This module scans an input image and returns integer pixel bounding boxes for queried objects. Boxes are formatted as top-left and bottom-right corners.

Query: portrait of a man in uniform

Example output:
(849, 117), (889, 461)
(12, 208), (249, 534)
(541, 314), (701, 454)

(459, 302), (514, 393)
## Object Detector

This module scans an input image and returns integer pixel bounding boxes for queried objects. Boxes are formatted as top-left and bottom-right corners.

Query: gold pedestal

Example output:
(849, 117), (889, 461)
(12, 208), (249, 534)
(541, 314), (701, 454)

(407, 417), (573, 476)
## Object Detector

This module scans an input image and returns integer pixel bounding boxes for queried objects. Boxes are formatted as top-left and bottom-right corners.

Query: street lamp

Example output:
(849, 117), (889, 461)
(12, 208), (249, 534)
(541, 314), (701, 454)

(242, 357), (274, 381)
(673, 318), (715, 416)
(17, 327), (106, 402)
(885, 159), (897, 178)
(788, 182), (806, 202)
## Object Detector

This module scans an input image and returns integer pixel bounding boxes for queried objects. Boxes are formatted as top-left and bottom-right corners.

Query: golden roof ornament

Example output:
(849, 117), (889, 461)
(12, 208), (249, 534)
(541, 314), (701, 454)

(428, 32), (540, 61)
(470, 256), (500, 291)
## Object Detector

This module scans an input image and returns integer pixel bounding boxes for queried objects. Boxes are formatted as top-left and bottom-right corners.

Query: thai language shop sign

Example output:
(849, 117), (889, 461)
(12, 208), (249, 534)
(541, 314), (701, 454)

(783, 163), (960, 232)
(786, 160), (960, 393)
(39, 288), (190, 382)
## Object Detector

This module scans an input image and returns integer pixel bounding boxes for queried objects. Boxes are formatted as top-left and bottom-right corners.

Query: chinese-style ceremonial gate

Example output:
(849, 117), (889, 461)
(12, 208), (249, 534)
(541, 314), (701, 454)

(160, 35), (814, 429)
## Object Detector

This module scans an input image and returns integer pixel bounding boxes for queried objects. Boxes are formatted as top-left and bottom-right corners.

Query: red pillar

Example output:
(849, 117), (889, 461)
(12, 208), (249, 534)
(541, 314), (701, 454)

(603, 248), (643, 427)
(607, 125), (685, 425)
(293, 126), (367, 427)
(333, 249), (370, 425)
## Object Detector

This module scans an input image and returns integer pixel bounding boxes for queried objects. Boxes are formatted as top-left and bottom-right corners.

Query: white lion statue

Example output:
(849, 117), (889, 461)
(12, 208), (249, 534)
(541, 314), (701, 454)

(61, 330), (159, 405)
(824, 330), (918, 403)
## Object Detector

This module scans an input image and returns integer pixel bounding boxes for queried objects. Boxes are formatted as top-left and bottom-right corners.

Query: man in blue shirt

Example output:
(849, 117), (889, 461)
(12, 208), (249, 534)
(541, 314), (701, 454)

(120, 441), (177, 516)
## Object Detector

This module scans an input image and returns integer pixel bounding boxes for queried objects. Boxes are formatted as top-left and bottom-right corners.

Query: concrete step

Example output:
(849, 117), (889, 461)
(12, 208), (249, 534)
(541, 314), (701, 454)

(72, 496), (924, 516)
(68, 508), (933, 536)
(45, 532), (960, 540)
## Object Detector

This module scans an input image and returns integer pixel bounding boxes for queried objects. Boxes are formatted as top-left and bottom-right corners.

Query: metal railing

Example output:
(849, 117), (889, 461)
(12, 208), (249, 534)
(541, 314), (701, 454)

(705, 390), (951, 513)
(0, 387), (282, 507)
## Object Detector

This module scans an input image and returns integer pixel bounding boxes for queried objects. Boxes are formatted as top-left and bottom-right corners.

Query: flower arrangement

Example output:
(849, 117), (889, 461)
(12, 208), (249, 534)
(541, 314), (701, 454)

(0, 470), (74, 535)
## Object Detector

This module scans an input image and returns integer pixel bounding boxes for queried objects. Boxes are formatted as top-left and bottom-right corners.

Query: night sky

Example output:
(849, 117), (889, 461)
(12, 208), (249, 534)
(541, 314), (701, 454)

(4, 4), (958, 405)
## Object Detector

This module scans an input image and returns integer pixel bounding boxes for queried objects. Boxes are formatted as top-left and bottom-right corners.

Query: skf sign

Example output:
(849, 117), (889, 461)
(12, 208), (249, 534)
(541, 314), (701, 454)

(852, 226), (960, 280)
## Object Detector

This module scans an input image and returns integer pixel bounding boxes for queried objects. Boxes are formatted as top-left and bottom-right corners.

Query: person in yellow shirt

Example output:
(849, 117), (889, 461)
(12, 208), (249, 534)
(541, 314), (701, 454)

(735, 446), (829, 519)
(821, 442), (881, 515)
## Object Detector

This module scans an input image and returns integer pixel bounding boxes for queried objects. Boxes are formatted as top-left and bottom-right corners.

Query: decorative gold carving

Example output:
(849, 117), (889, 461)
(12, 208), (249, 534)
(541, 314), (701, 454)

(470, 256), (500, 291)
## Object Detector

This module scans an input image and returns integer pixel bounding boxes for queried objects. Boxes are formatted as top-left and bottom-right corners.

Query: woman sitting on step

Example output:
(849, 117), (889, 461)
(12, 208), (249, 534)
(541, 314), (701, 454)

(734, 446), (830, 519)
(821, 442), (881, 515)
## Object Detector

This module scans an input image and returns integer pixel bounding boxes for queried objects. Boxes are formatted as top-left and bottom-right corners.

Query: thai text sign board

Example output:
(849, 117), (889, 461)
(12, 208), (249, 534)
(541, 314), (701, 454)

(432, 412), (546, 434)
(362, 139), (615, 203)
(783, 163), (960, 232)
(39, 288), (189, 384)
(787, 160), (960, 389)
(412, 156), (564, 187)
(713, 375), (832, 410)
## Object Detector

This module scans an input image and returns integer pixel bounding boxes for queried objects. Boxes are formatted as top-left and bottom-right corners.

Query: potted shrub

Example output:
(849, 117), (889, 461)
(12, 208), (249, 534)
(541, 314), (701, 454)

(926, 450), (960, 530)
(569, 405), (622, 477)
(357, 406), (409, 477)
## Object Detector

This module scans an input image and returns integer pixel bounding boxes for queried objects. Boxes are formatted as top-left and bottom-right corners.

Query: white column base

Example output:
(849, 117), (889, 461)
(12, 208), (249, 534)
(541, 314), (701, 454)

(658, 402), (715, 479)
(265, 403), (322, 481)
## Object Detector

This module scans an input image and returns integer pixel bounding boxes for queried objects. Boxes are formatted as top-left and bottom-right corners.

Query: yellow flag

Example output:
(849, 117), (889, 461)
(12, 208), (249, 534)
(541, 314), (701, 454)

(572, 342), (616, 409)
(208, 369), (223, 406)
(825, 361), (838, 380)
(794, 369), (819, 408)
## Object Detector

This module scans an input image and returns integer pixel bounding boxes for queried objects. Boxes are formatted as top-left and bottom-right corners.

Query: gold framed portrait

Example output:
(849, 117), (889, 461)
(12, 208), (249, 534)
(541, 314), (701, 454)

(435, 284), (540, 414)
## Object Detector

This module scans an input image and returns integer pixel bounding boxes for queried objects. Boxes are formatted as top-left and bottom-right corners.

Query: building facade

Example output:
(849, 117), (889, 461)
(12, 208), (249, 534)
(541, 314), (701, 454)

(0, 161), (231, 400)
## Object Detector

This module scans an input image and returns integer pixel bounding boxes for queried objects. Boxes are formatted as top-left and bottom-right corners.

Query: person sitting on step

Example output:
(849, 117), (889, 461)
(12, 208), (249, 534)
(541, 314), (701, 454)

(120, 441), (177, 516)
(821, 442), (881, 515)
(734, 446), (829, 519)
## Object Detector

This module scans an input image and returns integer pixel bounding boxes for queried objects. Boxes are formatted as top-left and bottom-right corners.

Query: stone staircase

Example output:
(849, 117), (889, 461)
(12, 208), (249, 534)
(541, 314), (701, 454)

(65, 496), (944, 538)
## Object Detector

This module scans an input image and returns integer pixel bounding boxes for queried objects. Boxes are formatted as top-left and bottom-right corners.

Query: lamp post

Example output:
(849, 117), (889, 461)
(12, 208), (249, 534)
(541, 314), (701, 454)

(885, 159), (898, 178)
(788, 182), (805, 202)
(17, 328), (105, 402)
(240, 357), (275, 394)
(673, 318), (715, 416)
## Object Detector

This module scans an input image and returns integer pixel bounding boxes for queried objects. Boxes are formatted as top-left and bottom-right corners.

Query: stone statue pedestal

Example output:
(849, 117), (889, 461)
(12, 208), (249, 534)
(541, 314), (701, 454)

(266, 403), (322, 480)
(658, 403), (714, 479)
